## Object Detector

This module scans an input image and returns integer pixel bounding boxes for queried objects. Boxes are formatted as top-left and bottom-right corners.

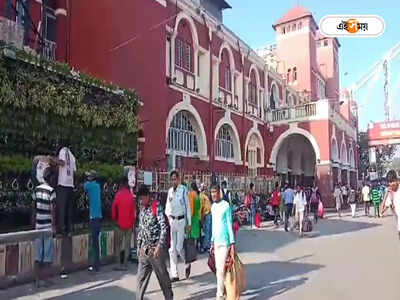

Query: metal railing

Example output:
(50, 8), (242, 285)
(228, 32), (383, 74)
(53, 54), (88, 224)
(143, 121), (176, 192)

(295, 103), (317, 118)
(272, 107), (291, 121)
(42, 39), (56, 61)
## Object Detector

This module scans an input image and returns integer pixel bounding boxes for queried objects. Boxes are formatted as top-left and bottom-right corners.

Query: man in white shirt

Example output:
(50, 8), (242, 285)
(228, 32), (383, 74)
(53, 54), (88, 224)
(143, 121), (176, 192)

(293, 185), (307, 237)
(165, 171), (192, 282)
(362, 183), (371, 217)
(51, 144), (76, 236)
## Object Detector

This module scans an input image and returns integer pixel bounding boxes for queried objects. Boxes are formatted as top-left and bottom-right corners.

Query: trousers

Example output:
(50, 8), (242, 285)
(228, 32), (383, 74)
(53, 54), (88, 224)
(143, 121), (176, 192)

(56, 186), (73, 235)
(137, 248), (173, 300)
(296, 210), (304, 233)
(169, 217), (187, 278)
(350, 203), (357, 217)
(202, 214), (212, 250)
(89, 218), (101, 270)
(116, 227), (132, 268)
(215, 244), (229, 300)
(285, 203), (293, 231)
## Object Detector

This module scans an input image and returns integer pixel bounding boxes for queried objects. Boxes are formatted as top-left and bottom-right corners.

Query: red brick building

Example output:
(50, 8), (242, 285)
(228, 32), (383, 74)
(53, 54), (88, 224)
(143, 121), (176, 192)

(0, 0), (358, 206)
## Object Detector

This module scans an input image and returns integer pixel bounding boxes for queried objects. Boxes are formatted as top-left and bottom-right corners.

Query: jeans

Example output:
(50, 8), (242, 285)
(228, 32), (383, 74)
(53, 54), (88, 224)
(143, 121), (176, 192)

(273, 205), (280, 225)
(285, 203), (293, 231)
(202, 214), (212, 250)
(373, 203), (380, 217)
(250, 204), (256, 227)
(137, 248), (173, 300)
(364, 201), (371, 216)
(89, 218), (101, 271)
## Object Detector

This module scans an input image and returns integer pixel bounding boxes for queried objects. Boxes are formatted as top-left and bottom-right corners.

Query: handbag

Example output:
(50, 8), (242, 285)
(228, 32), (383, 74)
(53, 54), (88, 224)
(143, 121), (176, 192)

(207, 250), (216, 274)
(225, 253), (246, 300)
(184, 238), (197, 263)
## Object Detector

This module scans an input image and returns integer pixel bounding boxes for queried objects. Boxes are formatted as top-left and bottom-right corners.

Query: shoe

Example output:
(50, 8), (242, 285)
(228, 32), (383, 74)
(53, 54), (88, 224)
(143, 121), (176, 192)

(185, 265), (191, 279)
(60, 273), (68, 279)
(171, 277), (179, 283)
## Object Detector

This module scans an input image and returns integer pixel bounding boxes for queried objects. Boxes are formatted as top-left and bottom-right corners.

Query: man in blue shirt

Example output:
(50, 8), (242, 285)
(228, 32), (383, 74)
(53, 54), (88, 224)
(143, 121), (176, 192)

(84, 170), (102, 272)
(282, 184), (295, 232)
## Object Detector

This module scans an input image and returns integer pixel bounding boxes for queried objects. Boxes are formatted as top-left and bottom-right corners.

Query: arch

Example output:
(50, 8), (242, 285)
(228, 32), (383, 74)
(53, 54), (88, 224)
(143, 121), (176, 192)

(218, 42), (236, 71)
(331, 136), (339, 162)
(269, 80), (280, 109)
(341, 141), (348, 164)
(173, 12), (199, 47)
(214, 116), (242, 163)
(349, 148), (355, 168)
(248, 64), (261, 88)
(166, 101), (208, 159)
(270, 127), (321, 170)
(245, 127), (265, 167)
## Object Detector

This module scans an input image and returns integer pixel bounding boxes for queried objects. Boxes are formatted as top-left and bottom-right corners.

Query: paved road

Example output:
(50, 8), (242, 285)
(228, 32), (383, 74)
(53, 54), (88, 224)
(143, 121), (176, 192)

(3, 209), (400, 300)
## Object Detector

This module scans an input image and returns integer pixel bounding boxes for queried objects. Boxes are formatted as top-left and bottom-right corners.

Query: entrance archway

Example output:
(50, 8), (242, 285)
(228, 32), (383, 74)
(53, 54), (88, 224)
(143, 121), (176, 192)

(275, 134), (317, 187)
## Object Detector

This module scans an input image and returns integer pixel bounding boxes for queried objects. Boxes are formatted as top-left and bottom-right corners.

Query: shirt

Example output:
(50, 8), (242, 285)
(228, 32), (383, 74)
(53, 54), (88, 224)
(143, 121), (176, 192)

(137, 204), (168, 250)
(341, 186), (348, 196)
(334, 188), (342, 201)
(165, 184), (191, 226)
(362, 186), (370, 202)
(84, 180), (102, 219)
(211, 200), (235, 246)
(371, 189), (381, 204)
(294, 191), (307, 212)
(111, 187), (136, 230)
(33, 183), (55, 230)
(283, 188), (295, 204)
(57, 147), (76, 187)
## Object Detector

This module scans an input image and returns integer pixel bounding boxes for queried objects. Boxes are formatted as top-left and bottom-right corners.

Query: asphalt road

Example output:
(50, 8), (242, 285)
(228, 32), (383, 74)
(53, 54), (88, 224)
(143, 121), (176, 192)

(3, 208), (400, 300)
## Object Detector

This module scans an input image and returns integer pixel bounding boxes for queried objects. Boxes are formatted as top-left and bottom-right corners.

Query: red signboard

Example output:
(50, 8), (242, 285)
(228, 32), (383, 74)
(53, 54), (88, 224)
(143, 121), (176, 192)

(368, 121), (400, 146)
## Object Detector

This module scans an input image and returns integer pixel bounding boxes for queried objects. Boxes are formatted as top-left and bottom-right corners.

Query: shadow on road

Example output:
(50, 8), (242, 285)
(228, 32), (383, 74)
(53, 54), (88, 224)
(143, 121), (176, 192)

(45, 285), (139, 300)
(179, 260), (324, 300)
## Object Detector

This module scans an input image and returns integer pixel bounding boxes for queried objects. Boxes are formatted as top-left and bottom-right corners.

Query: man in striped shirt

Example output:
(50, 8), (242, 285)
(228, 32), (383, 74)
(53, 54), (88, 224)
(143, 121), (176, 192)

(32, 167), (56, 288)
(371, 184), (382, 218)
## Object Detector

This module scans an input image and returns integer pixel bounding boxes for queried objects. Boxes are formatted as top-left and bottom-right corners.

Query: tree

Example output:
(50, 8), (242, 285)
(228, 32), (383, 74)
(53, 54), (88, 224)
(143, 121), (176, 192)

(357, 131), (397, 180)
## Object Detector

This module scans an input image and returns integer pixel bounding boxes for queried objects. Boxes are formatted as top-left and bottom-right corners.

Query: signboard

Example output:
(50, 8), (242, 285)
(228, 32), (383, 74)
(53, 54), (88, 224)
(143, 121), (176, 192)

(368, 121), (400, 146)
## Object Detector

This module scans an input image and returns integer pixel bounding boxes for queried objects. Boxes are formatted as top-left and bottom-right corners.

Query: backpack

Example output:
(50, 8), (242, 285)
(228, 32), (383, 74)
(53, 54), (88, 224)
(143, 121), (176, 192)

(152, 201), (171, 249)
(310, 192), (319, 203)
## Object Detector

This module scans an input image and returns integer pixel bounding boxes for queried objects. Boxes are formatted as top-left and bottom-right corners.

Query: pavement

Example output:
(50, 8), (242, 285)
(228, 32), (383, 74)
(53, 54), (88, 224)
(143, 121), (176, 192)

(2, 208), (400, 300)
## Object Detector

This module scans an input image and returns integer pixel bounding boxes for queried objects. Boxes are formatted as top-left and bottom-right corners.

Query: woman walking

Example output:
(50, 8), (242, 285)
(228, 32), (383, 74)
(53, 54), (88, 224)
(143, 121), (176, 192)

(189, 183), (201, 249)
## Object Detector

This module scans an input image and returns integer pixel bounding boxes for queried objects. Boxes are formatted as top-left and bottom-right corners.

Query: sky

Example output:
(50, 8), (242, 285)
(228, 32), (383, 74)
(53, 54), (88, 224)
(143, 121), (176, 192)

(223, 0), (400, 131)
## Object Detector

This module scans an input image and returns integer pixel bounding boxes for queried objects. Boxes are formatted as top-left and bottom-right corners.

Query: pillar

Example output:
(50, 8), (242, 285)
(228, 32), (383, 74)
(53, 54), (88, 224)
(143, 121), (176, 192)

(55, 0), (67, 62)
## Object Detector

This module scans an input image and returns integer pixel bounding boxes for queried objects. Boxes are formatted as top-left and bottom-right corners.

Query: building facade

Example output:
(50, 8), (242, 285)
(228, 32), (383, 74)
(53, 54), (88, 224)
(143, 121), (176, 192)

(0, 0), (358, 206)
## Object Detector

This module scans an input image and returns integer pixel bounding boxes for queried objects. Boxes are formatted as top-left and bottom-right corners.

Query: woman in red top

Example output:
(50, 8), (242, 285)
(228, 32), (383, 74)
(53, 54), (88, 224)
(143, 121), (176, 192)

(270, 183), (281, 226)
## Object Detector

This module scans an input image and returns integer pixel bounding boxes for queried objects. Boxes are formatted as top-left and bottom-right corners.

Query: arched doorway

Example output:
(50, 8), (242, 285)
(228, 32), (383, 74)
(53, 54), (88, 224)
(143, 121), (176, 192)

(275, 134), (316, 187)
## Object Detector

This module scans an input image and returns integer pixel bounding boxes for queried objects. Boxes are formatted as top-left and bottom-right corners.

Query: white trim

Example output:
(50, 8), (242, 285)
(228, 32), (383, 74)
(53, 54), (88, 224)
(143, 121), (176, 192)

(166, 98), (208, 159)
(270, 127), (321, 170)
(153, 0), (167, 7)
(214, 112), (243, 164)
(54, 8), (67, 16)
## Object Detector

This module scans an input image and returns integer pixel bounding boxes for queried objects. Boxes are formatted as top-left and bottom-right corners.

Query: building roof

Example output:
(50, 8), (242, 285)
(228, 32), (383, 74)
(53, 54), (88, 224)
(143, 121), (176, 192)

(213, 0), (231, 9)
(274, 6), (312, 27)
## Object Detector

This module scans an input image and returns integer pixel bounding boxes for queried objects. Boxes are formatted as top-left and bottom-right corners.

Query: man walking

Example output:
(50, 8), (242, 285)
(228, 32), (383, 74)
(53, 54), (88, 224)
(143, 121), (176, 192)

(349, 188), (357, 218)
(210, 184), (236, 300)
(112, 176), (136, 271)
(371, 184), (382, 218)
(32, 167), (56, 288)
(310, 185), (321, 223)
(270, 183), (281, 226)
(165, 171), (192, 282)
(334, 184), (343, 218)
(84, 170), (102, 272)
(282, 184), (295, 232)
(293, 185), (307, 237)
(136, 185), (173, 300)
(362, 183), (371, 217)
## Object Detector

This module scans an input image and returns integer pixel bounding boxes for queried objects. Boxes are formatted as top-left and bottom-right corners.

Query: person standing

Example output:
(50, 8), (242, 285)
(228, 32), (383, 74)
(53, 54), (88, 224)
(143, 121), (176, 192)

(165, 171), (192, 282)
(199, 183), (212, 253)
(279, 186), (286, 225)
(51, 144), (76, 236)
(362, 183), (371, 217)
(349, 188), (357, 218)
(341, 184), (348, 208)
(293, 185), (307, 237)
(136, 185), (173, 300)
(210, 184), (236, 300)
(371, 184), (382, 218)
(84, 170), (102, 272)
(248, 183), (256, 228)
(111, 176), (136, 271)
(310, 185), (321, 223)
(386, 170), (400, 239)
(334, 184), (343, 218)
(189, 182), (201, 250)
(32, 167), (56, 288)
(270, 183), (281, 226)
(282, 184), (295, 232)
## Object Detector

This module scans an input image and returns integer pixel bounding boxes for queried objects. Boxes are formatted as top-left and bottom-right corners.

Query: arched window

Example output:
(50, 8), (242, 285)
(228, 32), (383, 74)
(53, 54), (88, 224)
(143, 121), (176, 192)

(292, 24), (296, 31)
(293, 67), (297, 81)
(298, 22), (302, 30)
(219, 49), (232, 91)
(341, 143), (348, 164)
(331, 138), (339, 162)
(287, 69), (291, 83)
(270, 83), (279, 109)
(249, 70), (258, 105)
(175, 20), (193, 72)
(349, 149), (355, 167)
(287, 94), (294, 107)
(168, 111), (198, 154)
(216, 125), (234, 159)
